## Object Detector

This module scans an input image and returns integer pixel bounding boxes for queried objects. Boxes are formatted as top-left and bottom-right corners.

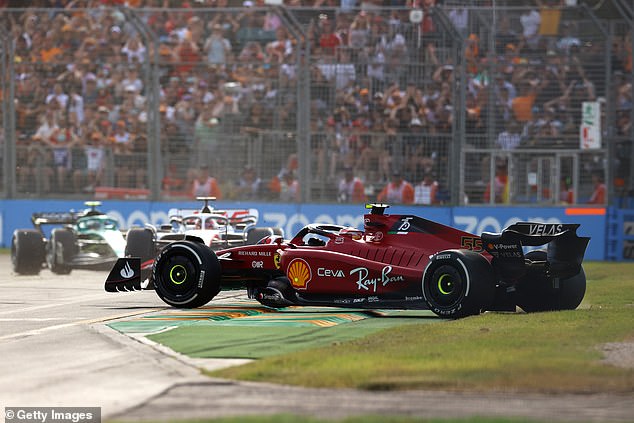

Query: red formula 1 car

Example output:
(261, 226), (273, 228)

(105, 205), (590, 318)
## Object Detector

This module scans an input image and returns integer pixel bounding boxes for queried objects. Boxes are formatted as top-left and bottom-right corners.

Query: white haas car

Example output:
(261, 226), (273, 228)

(123, 197), (283, 268)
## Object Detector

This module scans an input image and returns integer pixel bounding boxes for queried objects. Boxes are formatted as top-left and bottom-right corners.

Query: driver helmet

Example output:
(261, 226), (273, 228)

(304, 233), (328, 246)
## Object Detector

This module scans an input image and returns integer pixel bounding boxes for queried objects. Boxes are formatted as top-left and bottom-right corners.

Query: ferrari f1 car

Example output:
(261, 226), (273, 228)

(124, 197), (284, 266)
(105, 204), (590, 318)
(12, 201), (125, 275)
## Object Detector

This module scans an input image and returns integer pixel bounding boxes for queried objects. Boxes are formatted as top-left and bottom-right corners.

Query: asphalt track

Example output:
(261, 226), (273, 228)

(0, 255), (633, 422)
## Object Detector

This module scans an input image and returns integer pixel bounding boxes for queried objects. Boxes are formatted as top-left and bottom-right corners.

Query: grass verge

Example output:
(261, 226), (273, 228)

(207, 262), (634, 393)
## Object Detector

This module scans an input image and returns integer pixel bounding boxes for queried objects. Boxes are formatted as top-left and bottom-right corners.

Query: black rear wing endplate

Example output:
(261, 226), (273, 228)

(482, 222), (590, 280)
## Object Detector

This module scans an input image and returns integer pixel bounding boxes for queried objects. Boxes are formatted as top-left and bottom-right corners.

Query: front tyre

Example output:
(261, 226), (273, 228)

(47, 228), (76, 274)
(422, 249), (495, 318)
(152, 241), (221, 308)
(125, 228), (155, 262)
(12, 230), (45, 275)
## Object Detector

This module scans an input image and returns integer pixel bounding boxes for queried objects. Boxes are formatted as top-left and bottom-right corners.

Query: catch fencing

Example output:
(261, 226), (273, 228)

(0, 4), (631, 205)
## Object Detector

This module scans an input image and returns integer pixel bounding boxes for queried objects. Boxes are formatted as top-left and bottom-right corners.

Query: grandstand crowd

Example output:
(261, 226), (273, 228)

(3, 0), (632, 204)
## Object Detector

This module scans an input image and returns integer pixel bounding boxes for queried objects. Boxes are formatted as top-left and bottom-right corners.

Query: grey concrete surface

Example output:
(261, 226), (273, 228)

(0, 255), (633, 423)
(0, 256), (209, 420)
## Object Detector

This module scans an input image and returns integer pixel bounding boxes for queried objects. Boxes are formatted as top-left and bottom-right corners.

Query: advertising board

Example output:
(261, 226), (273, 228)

(0, 200), (606, 260)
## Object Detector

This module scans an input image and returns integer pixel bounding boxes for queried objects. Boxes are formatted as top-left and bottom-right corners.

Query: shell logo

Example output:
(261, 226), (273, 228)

(287, 258), (312, 290)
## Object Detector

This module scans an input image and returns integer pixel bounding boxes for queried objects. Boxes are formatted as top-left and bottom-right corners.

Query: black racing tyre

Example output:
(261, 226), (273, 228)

(46, 228), (77, 274)
(246, 227), (274, 245)
(11, 230), (45, 275)
(422, 249), (496, 318)
(272, 227), (284, 237)
(125, 228), (155, 262)
(152, 241), (221, 308)
(515, 250), (586, 313)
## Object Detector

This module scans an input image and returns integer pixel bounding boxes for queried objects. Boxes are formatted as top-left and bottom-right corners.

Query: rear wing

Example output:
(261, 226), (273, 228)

(31, 201), (106, 227)
(168, 208), (259, 225)
(31, 212), (80, 227)
(481, 222), (590, 280)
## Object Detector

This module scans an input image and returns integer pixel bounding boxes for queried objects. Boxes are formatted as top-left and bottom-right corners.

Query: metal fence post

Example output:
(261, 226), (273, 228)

(123, 8), (162, 201)
(1, 16), (16, 198)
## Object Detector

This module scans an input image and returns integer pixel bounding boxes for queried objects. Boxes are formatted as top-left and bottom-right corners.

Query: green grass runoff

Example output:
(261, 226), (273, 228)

(209, 262), (634, 393)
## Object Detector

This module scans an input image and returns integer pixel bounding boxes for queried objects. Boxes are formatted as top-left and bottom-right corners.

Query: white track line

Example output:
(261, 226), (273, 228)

(0, 292), (128, 316)
(0, 309), (160, 341)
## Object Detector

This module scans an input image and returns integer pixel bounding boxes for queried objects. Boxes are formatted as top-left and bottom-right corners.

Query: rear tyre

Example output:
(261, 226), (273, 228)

(515, 250), (586, 313)
(11, 230), (45, 275)
(422, 249), (495, 318)
(47, 228), (76, 274)
(125, 228), (155, 262)
(246, 227), (274, 245)
(152, 241), (221, 308)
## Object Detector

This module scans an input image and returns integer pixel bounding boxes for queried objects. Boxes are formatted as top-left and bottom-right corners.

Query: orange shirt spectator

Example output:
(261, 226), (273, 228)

(511, 92), (536, 122)
(40, 46), (63, 63)
(465, 34), (480, 75)
(377, 172), (414, 204)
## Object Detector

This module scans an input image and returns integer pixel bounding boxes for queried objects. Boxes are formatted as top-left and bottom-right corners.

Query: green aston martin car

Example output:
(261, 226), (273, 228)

(11, 201), (127, 275)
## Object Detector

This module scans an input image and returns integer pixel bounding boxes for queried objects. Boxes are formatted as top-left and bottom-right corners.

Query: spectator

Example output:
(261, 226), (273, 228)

(17, 131), (47, 193)
(377, 171), (414, 204)
(194, 108), (220, 167)
(204, 24), (232, 67)
(235, 166), (262, 200)
(15, 74), (43, 137)
(556, 23), (581, 56)
(175, 32), (202, 76)
(588, 170), (606, 204)
(42, 115), (79, 192)
(73, 131), (105, 193)
(46, 83), (69, 110)
(317, 16), (341, 56)
(338, 167), (366, 203)
(496, 120), (522, 150)
(266, 27), (293, 64)
(208, 0), (239, 34)
(238, 41), (266, 63)
(484, 161), (509, 204)
(519, 6), (541, 50)
(121, 34), (146, 64)
(277, 171), (300, 202)
(121, 66), (143, 94)
(511, 79), (539, 123)
(348, 11), (370, 52)
(448, 7), (468, 38)
(414, 172), (439, 205)
(191, 165), (222, 199)
(111, 120), (136, 188)
(559, 176), (574, 204)
(317, 49), (356, 91)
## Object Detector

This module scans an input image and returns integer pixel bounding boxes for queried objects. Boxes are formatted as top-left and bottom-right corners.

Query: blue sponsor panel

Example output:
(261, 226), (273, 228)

(0, 200), (605, 260)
